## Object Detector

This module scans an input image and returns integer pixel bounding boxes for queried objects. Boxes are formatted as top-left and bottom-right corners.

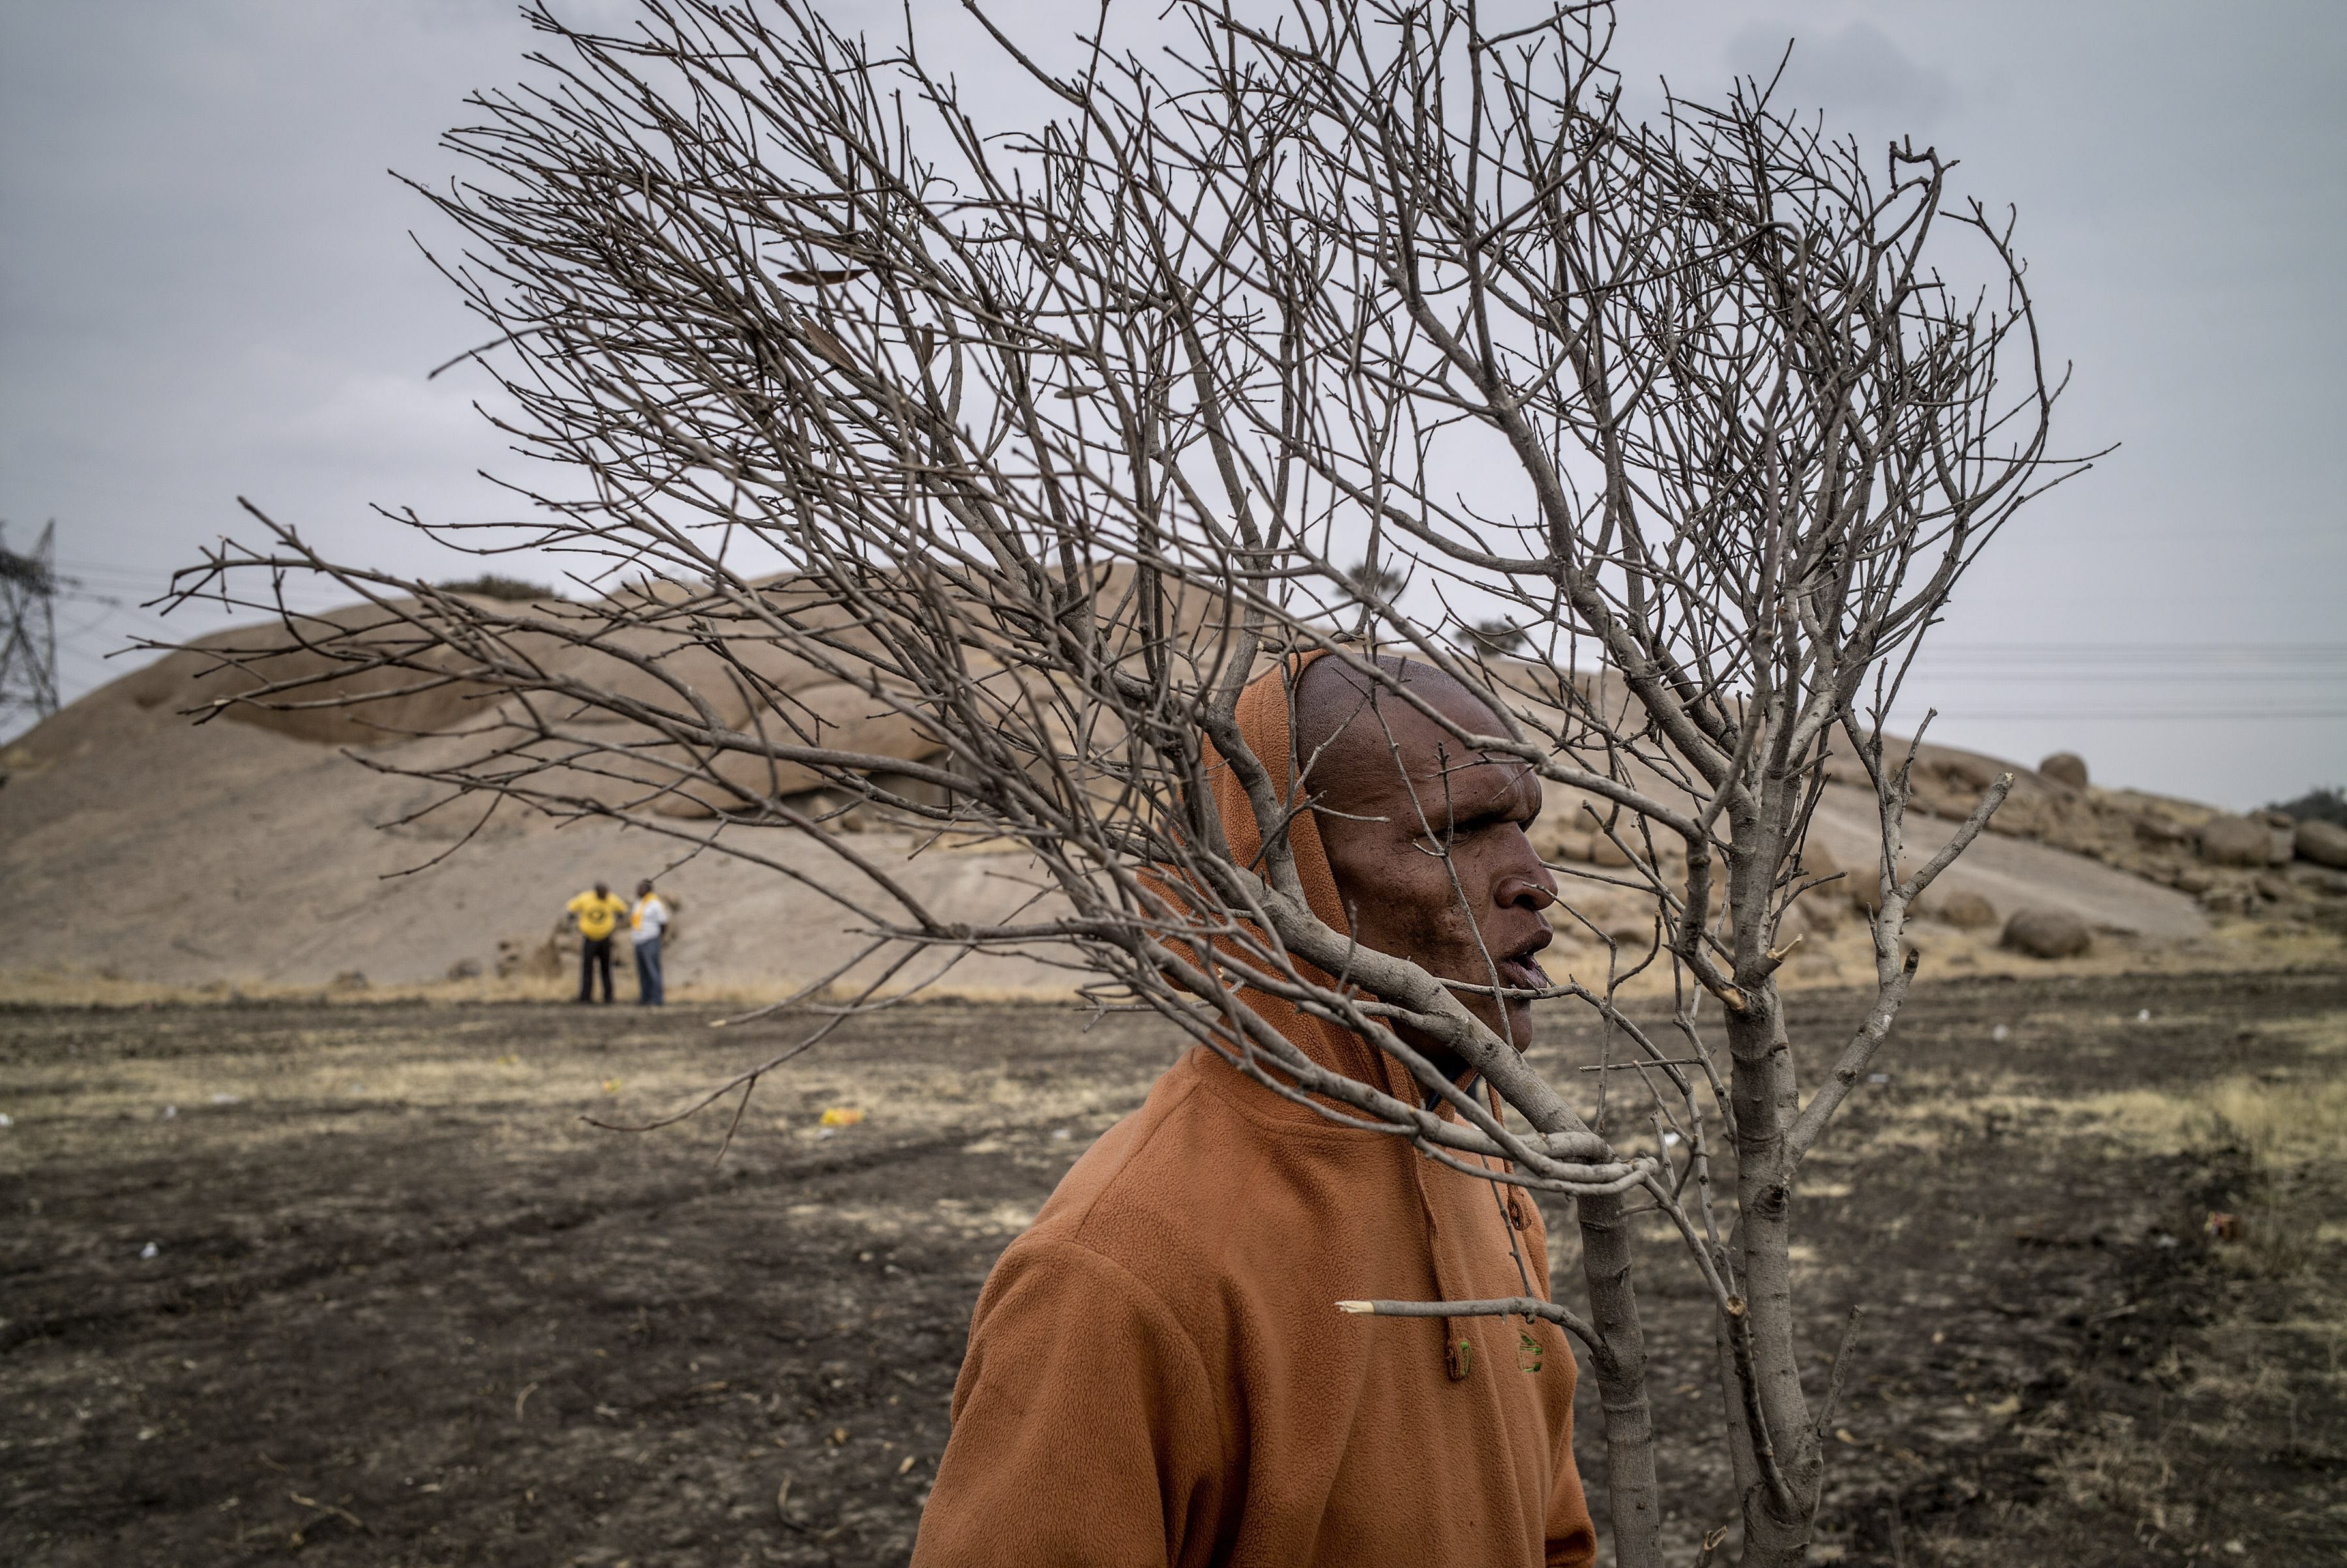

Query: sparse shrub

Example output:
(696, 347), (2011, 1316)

(1342, 559), (1406, 604)
(1455, 617), (1529, 657)
(439, 573), (554, 602)
(2269, 784), (2347, 827)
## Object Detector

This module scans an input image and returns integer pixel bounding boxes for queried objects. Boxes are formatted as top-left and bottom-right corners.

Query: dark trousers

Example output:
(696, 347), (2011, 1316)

(633, 936), (664, 1006)
(578, 936), (615, 1002)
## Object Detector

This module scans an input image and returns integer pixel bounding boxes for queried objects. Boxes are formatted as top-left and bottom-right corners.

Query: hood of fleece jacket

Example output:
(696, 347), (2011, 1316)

(1194, 651), (1518, 1379)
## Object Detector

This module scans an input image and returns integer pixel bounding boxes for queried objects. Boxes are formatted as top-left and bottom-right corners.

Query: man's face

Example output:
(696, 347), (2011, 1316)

(1304, 672), (1557, 1056)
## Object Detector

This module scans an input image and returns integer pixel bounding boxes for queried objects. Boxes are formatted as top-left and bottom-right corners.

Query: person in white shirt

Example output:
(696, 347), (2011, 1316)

(630, 880), (672, 1007)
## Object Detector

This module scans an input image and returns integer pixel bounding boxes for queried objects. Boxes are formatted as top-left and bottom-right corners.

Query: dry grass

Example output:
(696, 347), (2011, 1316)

(1840, 1014), (2347, 1563)
(2083, 1060), (2347, 1280)
(1994, 1037), (2347, 1560)
(0, 963), (1091, 1011)
(2088, 1074), (2347, 1166)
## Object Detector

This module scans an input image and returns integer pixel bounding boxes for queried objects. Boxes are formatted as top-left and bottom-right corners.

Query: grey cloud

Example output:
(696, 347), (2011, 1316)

(3, 1), (2341, 806)
(1725, 18), (1958, 132)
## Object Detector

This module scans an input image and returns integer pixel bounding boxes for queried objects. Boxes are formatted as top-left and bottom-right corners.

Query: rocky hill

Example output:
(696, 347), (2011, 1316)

(3, 610), (2340, 1004)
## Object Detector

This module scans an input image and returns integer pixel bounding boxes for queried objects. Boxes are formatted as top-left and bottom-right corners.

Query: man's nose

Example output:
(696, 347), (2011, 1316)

(1498, 877), (1556, 911)
(1496, 862), (1557, 911)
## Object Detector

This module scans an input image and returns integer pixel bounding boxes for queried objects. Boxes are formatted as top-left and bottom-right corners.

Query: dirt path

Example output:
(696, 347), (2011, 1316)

(3, 975), (2342, 1565)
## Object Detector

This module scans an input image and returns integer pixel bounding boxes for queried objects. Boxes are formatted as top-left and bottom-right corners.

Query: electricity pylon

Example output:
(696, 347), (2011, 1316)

(0, 520), (61, 728)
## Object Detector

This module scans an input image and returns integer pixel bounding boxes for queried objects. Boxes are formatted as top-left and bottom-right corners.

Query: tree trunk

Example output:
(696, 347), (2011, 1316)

(1577, 1190), (1664, 1568)
(1724, 985), (1826, 1565)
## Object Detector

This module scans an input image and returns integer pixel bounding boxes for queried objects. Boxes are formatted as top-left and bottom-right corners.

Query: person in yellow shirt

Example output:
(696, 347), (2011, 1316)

(563, 881), (631, 1004)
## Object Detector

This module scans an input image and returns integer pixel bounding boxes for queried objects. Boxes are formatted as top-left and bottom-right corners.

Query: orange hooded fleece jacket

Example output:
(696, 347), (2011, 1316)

(910, 655), (1597, 1568)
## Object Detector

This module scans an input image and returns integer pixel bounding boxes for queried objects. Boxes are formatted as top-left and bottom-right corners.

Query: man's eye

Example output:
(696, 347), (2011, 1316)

(1415, 823), (1476, 854)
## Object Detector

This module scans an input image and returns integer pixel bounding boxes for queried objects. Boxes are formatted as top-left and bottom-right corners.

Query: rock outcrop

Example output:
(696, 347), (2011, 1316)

(1930, 889), (2000, 930)
(2295, 819), (2347, 870)
(2001, 908), (2091, 959)
(2198, 815), (2279, 868)
(2038, 752), (2089, 791)
(7, 605), (2297, 996)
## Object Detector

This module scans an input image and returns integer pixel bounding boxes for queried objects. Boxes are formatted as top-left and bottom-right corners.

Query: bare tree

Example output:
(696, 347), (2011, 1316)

(164, 3), (2082, 1561)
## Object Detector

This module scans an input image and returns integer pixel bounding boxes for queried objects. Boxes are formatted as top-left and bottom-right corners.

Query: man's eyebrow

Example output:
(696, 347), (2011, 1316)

(1430, 760), (1537, 824)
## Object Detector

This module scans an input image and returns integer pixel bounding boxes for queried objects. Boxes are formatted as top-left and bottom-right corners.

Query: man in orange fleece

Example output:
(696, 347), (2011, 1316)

(911, 653), (1595, 1567)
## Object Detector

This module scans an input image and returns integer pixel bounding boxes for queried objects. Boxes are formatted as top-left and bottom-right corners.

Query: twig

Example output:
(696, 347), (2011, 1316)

(1813, 1305), (1867, 1440)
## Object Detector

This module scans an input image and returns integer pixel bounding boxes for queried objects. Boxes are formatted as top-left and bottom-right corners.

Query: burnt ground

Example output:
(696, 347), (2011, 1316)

(2, 971), (2342, 1567)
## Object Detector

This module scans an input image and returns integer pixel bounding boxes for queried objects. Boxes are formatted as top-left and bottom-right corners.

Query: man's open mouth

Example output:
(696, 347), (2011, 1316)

(1494, 932), (1553, 992)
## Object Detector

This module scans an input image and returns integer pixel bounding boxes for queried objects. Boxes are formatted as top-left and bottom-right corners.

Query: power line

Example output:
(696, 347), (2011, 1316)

(1910, 674), (2346, 684)
(1923, 642), (2347, 653)
(1926, 709), (2347, 722)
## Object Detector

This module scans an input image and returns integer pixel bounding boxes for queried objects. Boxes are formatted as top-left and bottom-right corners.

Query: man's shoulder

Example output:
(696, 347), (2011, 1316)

(1014, 1054), (1351, 1297)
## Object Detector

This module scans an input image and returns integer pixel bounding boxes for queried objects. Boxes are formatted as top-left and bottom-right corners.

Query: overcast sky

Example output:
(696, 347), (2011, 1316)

(3, 0), (2340, 808)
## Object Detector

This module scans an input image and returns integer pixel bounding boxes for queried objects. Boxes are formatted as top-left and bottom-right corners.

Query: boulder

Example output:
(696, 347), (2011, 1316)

(1934, 889), (2000, 930)
(2000, 908), (2090, 960)
(2038, 751), (2089, 790)
(2295, 818), (2347, 870)
(2198, 815), (2277, 868)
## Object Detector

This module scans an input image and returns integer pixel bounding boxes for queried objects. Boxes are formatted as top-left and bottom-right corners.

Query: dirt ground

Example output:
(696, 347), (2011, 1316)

(4, 971), (2343, 1567)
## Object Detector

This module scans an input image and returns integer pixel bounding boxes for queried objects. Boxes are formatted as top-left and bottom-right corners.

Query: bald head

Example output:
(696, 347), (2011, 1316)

(1293, 655), (1502, 791)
